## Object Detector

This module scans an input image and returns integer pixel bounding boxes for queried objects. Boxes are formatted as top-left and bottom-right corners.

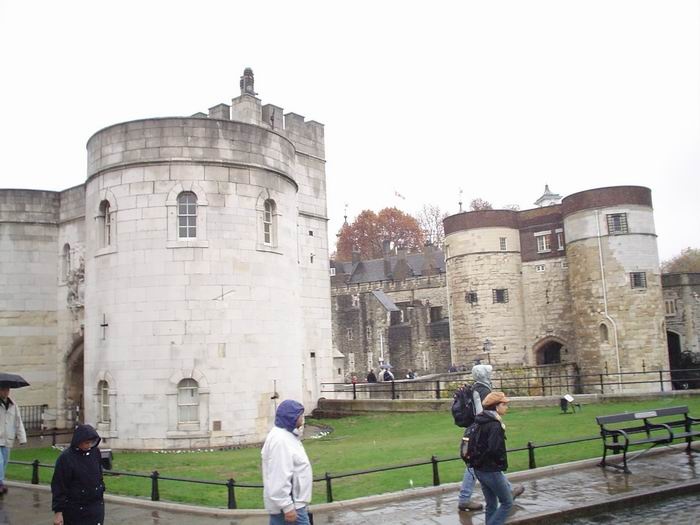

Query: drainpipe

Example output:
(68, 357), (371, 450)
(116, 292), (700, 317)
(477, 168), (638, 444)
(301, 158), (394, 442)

(596, 210), (622, 387)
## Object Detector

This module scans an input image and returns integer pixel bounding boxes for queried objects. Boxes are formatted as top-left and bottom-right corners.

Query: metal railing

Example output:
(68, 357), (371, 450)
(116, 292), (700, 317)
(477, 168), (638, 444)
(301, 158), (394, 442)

(8, 432), (606, 508)
(322, 367), (700, 401)
(19, 404), (48, 432)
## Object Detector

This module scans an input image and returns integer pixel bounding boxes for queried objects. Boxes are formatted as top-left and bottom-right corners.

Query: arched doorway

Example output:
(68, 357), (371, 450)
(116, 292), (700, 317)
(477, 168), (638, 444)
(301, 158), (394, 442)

(535, 339), (563, 365)
(65, 340), (84, 424)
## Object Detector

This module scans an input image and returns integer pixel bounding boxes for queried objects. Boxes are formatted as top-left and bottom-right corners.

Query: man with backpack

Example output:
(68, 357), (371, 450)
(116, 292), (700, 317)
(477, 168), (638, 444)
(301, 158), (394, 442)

(455, 363), (493, 511)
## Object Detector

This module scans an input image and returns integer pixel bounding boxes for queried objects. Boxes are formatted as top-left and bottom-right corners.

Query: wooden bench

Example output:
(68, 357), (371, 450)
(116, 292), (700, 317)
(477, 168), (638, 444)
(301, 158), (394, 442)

(596, 405), (700, 473)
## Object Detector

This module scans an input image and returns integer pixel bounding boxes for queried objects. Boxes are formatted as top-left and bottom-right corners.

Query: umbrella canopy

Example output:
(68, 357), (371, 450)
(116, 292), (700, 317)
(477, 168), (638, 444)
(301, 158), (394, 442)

(0, 373), (30, 389)
(379, 363), (393, 369)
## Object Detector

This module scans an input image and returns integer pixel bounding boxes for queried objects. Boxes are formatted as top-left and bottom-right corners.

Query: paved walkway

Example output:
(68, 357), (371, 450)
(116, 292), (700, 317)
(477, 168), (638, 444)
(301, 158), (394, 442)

(1, 446), (698, 524)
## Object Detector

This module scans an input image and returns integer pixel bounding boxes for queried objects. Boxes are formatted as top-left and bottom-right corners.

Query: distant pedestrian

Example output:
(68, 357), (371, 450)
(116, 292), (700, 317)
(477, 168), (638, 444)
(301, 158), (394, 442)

(382, 368), (394, 381)
(262, 400), (312, 525)
(468, 392), (524, 525)
(448, 364), (458, 373)
(366, 370), (377, 383)
(0, 386), (27, 495)
(51, 424), (105, 525)
(406, 369), (416, 379)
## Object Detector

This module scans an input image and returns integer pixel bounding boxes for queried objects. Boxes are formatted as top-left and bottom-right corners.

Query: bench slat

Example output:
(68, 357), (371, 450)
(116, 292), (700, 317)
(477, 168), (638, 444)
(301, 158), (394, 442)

(596, 406), (689, 425)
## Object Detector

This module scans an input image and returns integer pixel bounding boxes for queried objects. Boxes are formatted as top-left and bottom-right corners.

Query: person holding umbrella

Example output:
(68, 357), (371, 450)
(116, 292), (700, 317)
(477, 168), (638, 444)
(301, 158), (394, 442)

(0, 373), (30, 495)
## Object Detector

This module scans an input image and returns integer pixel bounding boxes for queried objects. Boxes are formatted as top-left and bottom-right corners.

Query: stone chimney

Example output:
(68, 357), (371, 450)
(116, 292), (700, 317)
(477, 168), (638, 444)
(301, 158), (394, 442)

(383, 240), (393, 278)
(352, 248), (361, 264)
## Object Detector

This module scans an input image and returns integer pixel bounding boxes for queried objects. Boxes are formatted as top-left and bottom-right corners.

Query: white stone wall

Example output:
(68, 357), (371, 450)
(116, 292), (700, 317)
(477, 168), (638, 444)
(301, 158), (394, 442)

(81, 102), (330, 448)
(0, 190), (59, 407)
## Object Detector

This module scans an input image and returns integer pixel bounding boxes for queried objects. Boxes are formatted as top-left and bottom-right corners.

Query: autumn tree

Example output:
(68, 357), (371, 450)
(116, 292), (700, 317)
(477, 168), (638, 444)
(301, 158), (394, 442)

(662, 247), (700, 273)
(416, 204), (448, 247)
(335, 207), (424, 261)
(469, 198), (493, 211)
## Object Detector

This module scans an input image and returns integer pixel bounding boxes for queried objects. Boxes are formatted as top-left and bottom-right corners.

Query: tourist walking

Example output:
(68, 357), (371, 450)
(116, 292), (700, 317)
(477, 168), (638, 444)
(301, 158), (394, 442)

(457, 363), (493, 511)
(262, 400), (312, 524)
(469, 392), (524, 525)
(366, 370), (377, 383)
(0, 386), (27, 495)
(51, 424), (105, 525)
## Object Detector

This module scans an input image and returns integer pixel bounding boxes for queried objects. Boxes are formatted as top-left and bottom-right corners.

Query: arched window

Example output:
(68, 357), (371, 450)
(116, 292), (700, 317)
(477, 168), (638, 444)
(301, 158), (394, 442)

(263, 199), (275, 245)
(98, 380), (110, 422)
(177, 378), (199, 424)
(599, 323), (609, 343)
(98, 200), (112, 247)
(177, 192), (197, 239)
(62, 243), (71, 279)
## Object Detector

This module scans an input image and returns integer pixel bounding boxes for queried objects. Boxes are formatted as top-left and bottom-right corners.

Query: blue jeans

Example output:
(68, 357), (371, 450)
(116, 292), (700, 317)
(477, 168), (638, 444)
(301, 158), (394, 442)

(474, 470), (513, 525)
(458, 466), (476, 502)
(269, 506), (310, 525)
(0, 447), (9, 483)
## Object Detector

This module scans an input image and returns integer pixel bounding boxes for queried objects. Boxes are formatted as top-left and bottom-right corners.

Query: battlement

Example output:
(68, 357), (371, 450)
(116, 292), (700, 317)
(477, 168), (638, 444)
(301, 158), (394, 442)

(197, 68), (324, 157)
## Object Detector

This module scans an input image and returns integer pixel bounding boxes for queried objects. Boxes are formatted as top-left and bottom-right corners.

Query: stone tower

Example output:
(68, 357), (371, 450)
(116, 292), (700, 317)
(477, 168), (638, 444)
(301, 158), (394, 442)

(562, 186), (669, 390)
(443, 210), (525, 365)
(82, 70), (333, 448)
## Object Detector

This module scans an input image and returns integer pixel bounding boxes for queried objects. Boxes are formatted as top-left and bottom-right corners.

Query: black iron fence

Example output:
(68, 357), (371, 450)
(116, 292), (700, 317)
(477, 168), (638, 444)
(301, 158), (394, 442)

(7, 432), (604, 509)
(19, 404), (48, 432)
(322, 367), (700, 401)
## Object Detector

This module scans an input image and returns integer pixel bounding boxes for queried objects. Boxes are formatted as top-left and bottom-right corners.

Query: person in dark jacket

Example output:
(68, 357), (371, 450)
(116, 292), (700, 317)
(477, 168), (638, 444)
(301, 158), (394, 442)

(470, 392), (523, 525)
(51, 425), (105, 525)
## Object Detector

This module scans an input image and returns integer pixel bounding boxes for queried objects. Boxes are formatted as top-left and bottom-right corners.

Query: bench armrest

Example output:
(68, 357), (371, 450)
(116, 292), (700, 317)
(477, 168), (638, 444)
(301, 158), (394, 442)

(601, 428), (630, 447)
(647, 422), (674, 441)
(688, 415), (700, 424)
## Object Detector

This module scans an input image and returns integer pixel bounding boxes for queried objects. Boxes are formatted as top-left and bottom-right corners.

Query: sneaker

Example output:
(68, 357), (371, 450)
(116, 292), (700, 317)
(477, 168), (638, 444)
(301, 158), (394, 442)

(511, 485), (525, 500)
(0, 485), (7, 495)
(458, 500), (484, 511)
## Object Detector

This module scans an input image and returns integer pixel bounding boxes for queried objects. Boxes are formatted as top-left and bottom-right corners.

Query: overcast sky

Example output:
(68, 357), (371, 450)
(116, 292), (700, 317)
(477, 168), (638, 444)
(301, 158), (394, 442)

(1, 0), (698, 261)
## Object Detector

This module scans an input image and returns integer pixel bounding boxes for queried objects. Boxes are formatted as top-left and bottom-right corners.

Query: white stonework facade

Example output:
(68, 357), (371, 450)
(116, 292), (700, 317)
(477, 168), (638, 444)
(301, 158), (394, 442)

(0, 71), (336, 448)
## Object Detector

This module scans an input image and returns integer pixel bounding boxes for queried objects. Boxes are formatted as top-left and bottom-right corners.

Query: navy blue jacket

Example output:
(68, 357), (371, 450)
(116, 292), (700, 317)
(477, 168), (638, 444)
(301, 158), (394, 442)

(51, 425), (105, 518)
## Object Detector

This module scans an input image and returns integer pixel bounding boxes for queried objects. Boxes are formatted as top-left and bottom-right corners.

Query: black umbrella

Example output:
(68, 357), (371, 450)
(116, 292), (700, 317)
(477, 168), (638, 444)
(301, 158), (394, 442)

(0, 373), (30, 389)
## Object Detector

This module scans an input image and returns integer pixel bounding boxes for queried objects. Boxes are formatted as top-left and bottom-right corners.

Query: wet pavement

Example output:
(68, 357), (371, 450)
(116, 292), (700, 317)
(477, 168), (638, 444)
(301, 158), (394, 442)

(1, 446), (698, 524)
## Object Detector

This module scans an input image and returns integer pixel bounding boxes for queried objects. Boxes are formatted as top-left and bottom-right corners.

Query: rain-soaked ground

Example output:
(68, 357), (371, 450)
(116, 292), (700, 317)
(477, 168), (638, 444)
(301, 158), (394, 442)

(1, 446), (698, 524)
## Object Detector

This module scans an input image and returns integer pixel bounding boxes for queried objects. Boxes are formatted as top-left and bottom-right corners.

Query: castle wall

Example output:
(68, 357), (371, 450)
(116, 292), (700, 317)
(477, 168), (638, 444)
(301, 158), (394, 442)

(520, 257), (576, 364)
(0, 190), (59, 407)
(563, 188), (668, 391)
(663, 273), (700, 355)
(331, 275), (449, 377)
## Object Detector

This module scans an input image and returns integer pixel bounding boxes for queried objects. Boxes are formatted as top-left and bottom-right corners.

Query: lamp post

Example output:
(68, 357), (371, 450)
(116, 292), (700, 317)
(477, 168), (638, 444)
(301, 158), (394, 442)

(483, 338), (493, 364)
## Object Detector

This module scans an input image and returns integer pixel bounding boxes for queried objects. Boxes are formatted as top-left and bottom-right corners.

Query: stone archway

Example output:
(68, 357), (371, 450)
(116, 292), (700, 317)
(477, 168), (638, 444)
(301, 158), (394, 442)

(534, 337), (565, 365)
(65, 340), (84, 424)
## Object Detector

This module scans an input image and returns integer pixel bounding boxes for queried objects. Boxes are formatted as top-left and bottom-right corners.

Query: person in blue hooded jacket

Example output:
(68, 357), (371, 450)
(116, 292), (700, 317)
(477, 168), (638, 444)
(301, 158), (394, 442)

(51, 424), (105, 525)
(261, 400), (312, 524)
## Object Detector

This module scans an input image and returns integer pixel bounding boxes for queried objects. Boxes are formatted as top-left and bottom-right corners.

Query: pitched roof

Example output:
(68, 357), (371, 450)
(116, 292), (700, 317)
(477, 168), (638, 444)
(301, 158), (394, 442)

(331, 249), (446, 285)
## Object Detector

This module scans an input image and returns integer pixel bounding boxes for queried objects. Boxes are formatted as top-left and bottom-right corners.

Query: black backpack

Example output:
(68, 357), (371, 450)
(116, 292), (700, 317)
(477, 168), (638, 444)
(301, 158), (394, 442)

(464, 422), (486, 463)
(451, 384), (476, 427)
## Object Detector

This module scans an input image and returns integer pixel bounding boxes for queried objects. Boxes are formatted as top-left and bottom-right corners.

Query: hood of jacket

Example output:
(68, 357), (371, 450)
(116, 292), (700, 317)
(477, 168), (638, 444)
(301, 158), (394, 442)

(472, 364), (493, 387)
(70, 424), (101, 451)
(475, 410), (500, 425)
(274, 400), (304, 433)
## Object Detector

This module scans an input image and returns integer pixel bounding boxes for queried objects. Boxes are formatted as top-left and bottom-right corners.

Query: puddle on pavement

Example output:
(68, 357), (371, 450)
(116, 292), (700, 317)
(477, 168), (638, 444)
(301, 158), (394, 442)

(564, 493), (700, 525)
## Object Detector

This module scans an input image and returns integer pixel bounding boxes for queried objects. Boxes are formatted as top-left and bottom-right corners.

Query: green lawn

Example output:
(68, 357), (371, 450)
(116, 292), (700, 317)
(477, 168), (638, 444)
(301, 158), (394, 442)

(9, 396), (700, 509)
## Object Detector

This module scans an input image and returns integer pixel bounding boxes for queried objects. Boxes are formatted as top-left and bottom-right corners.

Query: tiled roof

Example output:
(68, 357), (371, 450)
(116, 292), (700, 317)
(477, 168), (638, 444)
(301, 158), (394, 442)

(331, 249), (445, 284)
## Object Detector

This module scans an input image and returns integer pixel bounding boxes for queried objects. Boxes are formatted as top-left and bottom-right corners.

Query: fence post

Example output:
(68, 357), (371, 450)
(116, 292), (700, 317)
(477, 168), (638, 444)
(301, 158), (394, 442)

(52, 431), (57, 446)
(151, 470), (160, 501)
(391, 380), (396, 400)
(431, 455), (440, 486)
(659, 370), (664, 392)
(31, 459), (40, 484)
(540, 377), (546, 396)
(227, 478), (237, 509)
(435, 381), (441, 399)
(599, 374), (604, 394)
(324, 472), (333, 503)
(527, 442), (536, 469)
(352, 382), (357, 400)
